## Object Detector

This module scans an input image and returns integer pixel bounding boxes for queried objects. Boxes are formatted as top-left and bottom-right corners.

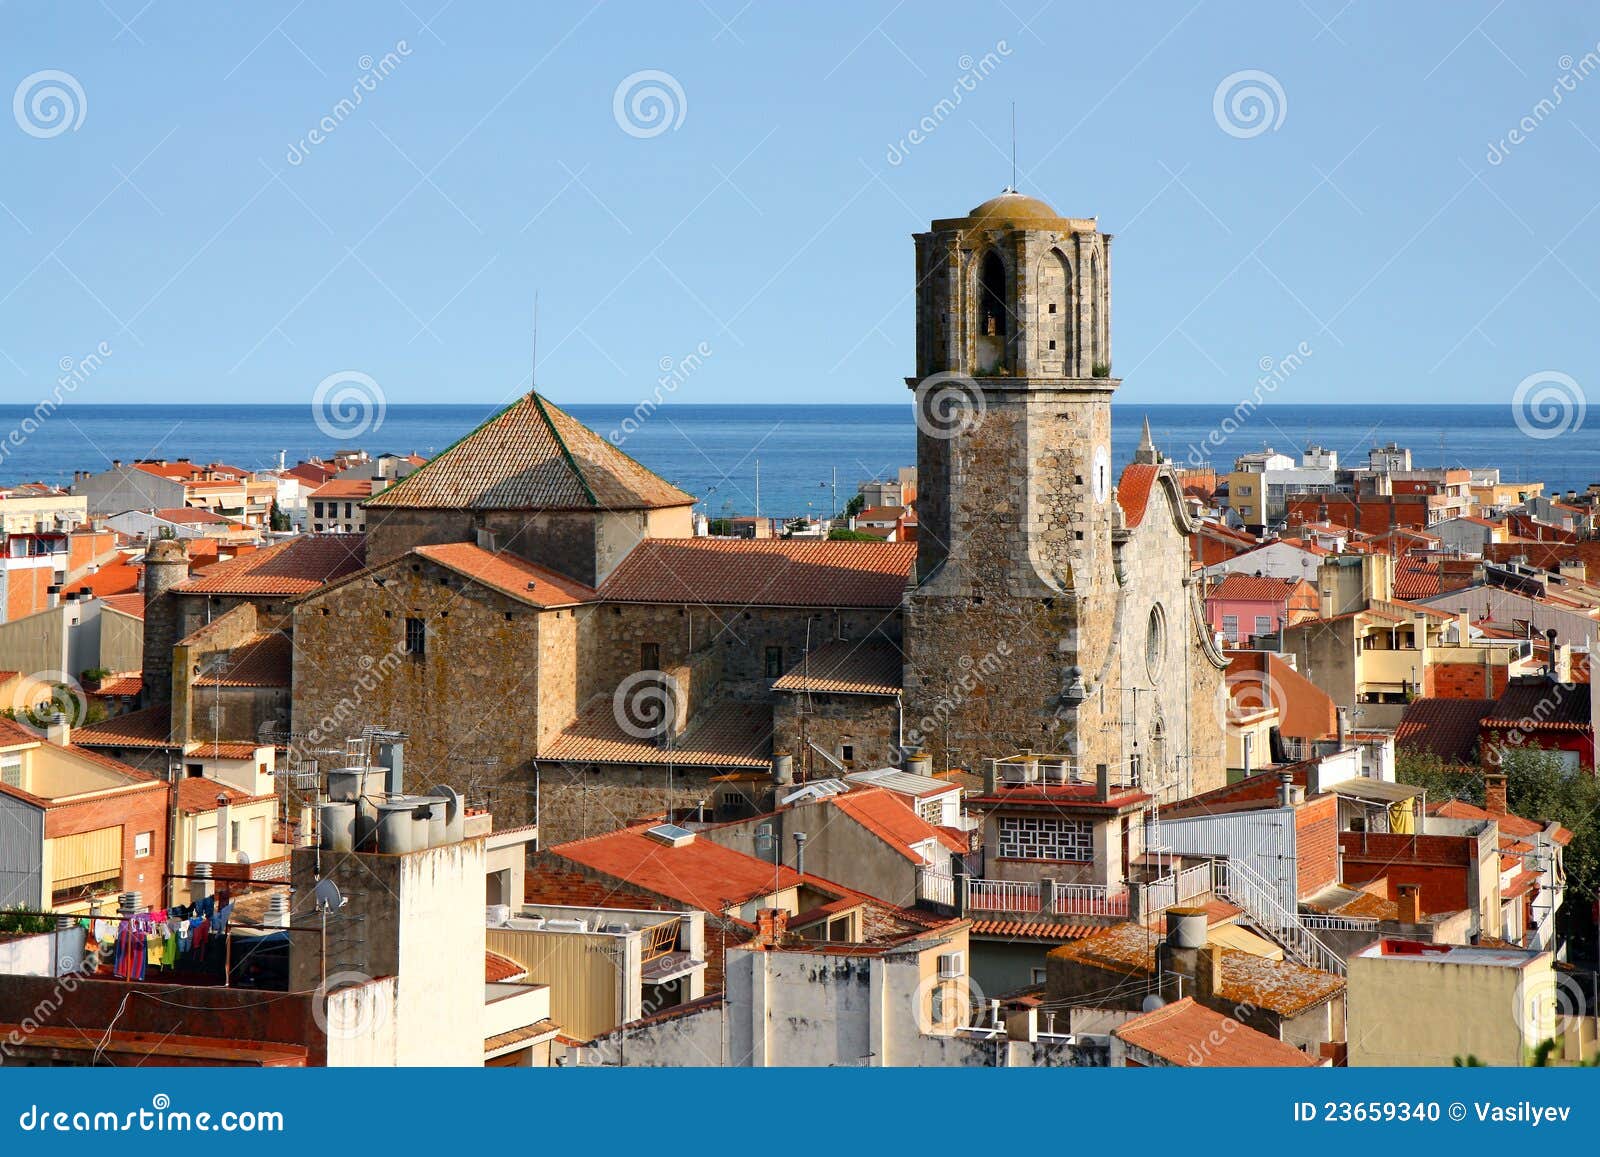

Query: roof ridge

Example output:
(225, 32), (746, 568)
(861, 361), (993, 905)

(527, 392), (599, 507)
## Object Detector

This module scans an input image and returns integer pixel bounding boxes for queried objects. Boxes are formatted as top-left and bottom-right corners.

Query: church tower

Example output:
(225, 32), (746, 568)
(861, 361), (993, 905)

(902, 189), (1123, 773)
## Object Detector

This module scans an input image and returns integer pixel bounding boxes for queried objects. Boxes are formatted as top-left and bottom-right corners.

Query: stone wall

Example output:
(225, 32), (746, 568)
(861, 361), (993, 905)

(772, 691), (898, 773)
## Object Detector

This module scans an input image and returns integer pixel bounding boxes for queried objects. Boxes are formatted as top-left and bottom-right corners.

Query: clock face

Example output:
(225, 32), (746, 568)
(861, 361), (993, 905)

(1092, 445), (1110, 503)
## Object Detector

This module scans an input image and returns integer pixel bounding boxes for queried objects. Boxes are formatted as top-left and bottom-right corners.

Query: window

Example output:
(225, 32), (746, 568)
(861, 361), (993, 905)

(1048, 302), (1057, 314)
(978, 250), (1008, 336)
(134, 831), (152, 858)
(186, 763), (204, 778)
(841, 743), (855, 764)
(1032, 968), (1048, 985)
(1145, 604), (1167, 679)
(937, 951), (964, 978)
(1254, 615), (1274, 638)
(230, 820), (241, 852)
(1237, 484), (1252, 496)
(1, 753), (21, 788)
(344, 503), (353, 519)
(313, 501), (324, 517)
(919, 798), (942, 824)
(997, 816), (1093, 861)
(1048, 339), (1057, 350)
(405, 617), (427, 656)
(1222, 615), (1239, 641)
(640, 642), (660, 671)
(764, 646), (784, 678)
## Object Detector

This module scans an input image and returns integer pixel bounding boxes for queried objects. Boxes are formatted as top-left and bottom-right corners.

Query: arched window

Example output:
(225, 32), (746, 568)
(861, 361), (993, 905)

(978, 250), (1008, 337)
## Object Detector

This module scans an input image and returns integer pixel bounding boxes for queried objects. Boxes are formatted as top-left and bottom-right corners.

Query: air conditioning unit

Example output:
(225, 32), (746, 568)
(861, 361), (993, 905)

(545, 919), (589, 933)
(937, 950), (964, 979)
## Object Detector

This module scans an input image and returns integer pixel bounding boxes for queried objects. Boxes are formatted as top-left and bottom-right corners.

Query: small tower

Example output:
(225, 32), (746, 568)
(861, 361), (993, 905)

(1133, 415), (1161, 465)
(140, 536), (189, 712)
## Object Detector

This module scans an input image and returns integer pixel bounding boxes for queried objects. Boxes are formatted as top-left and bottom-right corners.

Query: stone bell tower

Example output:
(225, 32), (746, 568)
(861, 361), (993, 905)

(902, 189), (1122, 773)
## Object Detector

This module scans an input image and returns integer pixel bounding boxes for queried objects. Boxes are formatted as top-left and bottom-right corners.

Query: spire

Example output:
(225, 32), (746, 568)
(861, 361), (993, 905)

(1134, 415), (1161, 465)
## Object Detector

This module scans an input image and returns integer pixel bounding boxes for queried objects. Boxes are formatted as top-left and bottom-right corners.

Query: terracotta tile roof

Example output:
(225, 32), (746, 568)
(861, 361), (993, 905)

(1049, 922), (1344, 1016)
(366, 392), (695, 512)
(412, 542), (595, 608)
(153, 507), (230, 525)
(969, 919), (1097, 941)
(73, 703), (180, 749)
(770, 639), (903, 695)
(1207, 573), (1305, 602)
(174, 777), (263, 815)
(541, 698), (772, 768)
(99, 593), (145, 619)
(1482, 680), (1591, 730)
(88, 675), (143, 697)
(485, 950), (527, 983)
(1396, 694), (1496, 762)
(1394, 557), (1443, 600)
(1116, 463), (1159, 528)
(1224, 652), (1337, 740)
(0, 715), (41, 748)
(81, 559), (143, 597)
(186, 742), (264, 760)
(1428, 798), (1572, 844)
(598, 538), (916, 608)
(192, 632), (291, 687)
(829, 787), (967, 859)
(308, 479), (378, 500)
(285, 462), (337, 486)
(550, 823), (807, 913)
(176, 534), (366, 596)
(1115, 998), (1317, 1067)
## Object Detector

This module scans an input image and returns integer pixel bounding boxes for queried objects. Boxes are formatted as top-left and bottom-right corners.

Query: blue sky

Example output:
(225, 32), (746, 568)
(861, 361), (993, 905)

(3, 2), (1599, 410)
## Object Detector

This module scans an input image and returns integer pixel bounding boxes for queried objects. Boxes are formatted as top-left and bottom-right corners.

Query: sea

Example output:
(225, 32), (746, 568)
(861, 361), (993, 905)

(0, 403), (1592, 520)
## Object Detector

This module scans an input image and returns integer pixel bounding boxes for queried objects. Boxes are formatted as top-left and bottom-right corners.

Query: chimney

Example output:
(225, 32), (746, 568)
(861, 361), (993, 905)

(792, 831), (808, 876)
(1095, 762), (1111, 802)
(215, 794), (232, 862)
(46, 584), (60, 610)
(1396, 884), (1421, 926)
(754, 907), (788, 948)
(44, 712), (71, 747)
(1336, 706), (1348, 750)
(983, 757), (998, 794)
(1484, 771), (1508, 816)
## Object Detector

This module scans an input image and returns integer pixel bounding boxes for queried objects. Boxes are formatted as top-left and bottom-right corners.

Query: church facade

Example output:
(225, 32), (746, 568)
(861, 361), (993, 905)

(288, 190), (1226, 845)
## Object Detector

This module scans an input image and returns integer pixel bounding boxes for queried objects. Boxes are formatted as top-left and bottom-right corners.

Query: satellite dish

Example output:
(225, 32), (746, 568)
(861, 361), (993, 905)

(1141, 994), (1167, 1013)
(234, 851), (252, 865)
(313, 878), (345, 913)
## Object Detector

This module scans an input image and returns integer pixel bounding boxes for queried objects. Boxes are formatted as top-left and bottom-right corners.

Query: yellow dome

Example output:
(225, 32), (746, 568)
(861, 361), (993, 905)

(964, 189), (1062, 225)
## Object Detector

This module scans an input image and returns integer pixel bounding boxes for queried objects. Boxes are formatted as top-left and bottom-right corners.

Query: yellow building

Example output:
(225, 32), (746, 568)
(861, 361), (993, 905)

(1347, 939), (1560, 1066)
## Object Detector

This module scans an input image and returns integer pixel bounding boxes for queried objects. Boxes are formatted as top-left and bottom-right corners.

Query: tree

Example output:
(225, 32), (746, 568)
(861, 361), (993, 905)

(827, 528), (880, 541)
(1396, 746), (1600, 901)
(269, 499), (291, 532)
(843, 493), (865, 519)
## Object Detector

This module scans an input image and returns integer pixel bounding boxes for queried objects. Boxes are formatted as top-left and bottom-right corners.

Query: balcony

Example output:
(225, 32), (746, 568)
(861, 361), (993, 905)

(932, 862), (1213, 921)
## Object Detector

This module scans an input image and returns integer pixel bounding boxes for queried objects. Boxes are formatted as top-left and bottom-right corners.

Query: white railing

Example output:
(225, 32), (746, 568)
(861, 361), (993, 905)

(917, 868), (955, 907)
(1299, 913), (1379, 932)
(1054, 882), (1129, 917)
(1211, 858), (1346, 976)
(1141, 876), (1177, 915)
(1175, 863), (1211, 904)
(967, 879), (1041, 914)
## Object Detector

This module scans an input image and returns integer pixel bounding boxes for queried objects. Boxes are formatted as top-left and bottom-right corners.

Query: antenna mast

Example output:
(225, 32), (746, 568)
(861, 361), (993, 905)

(1010, 101), (1017, 189)
(531, 292), (540, 395)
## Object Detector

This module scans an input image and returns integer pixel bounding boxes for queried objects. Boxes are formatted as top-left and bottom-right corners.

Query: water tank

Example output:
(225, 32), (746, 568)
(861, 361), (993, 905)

(328, 765), (385, 804)
(1041, 759), (1068, 785)
(428, 785), (464, 845)
(1166, 906), (1208, 950)
(486, 905), (511, 927)
(355, 797), (379, 851)
(320, 802), (356, 852)
(375, 800), (419, 854)
(422, 800), (446, 849)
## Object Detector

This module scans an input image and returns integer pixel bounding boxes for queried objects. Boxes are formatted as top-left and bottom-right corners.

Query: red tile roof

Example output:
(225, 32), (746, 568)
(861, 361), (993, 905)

(80, 559), (143, 598)
(308, 479), (379, 500)
(176, 534), (366, 596)
(598, 538), (916, 608)
(99, 593), (145, 619)
(186, 742), (265, 760)
(1395, 697), (1496, 763)
(770, 640), (903, 695)
(367, 392), (695, 512)
(72, 703), (180, 749)
(1115, 998), (1317, 1067)
(1482, 680), (1591, 731)
(541, 698), (772, 768)
(1207, 573), (1307, 603)
(153, 507), (230, 525)
(174, 777), (264, 815)
(1116, 463), (1159, 528)
(485, 950), (527, 983)
(968, 919), (1098, 941)
(412, 542), (595, 608)
(88, 675), (143, 697)
(551, 824), (807, 914)
(1394, 557), (1443, 600)
(830, 787), (967, 859)
(192, 632), (291, 687)
(1429, 798), (1572, 845)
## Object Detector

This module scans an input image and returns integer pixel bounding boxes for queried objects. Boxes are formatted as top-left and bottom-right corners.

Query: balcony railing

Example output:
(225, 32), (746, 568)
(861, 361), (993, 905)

(967, 879), (1041, 914)
(1053, 882), (1129, 918)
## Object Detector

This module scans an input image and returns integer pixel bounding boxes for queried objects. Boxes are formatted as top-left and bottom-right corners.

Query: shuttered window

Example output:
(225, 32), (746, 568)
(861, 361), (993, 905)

(50, 826), (123, 890)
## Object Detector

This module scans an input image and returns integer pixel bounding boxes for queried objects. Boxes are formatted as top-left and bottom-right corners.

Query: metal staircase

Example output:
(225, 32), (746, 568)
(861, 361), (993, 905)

(1211, 858), (1346, 976)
